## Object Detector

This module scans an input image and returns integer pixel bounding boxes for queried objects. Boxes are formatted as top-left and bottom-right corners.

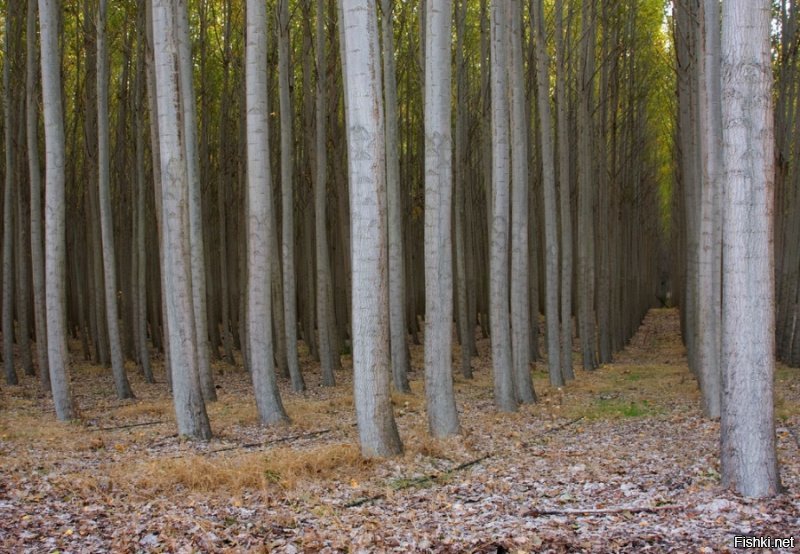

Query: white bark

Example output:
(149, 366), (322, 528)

(341, 0), (403, 457)
(424, 0), (461, 437)
(246, 0), (289, 425)
(490, 0), (517, 413)
(277, 0), (305, 392)
(152, 0), (211, 439)
(39, 0), (74, 419)
(720, 0), (781, 498)
(696, 0), (722, 418)
(97, 0), (134, 399)
(145, 0), (172, 386)
(176, 0), (216, 402)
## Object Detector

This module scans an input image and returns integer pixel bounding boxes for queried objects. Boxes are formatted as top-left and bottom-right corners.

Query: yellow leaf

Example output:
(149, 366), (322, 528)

(114, 444), (125, 453)
(64, 529), (74, 536)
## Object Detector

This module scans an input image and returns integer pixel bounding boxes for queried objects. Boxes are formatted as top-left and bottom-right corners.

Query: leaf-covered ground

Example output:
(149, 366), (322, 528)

(1, 309), (798, 553)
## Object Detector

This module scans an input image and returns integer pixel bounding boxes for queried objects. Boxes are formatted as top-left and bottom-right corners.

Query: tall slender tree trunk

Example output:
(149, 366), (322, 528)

(217, 0), (236, 366)
(675, 0), (700, 376)
(509, 0), (536, 403)
(340, 0), (403, 457)
(14, 117), (34, 377)
(490, 0), (517, 413)
(382, 0), (411, 393)
(145, 0), (172, 386)
(454, 0), (473, 379)
(26, 0), (50, 392)
(532, 0), (562, 387)
(316, 0), (339, 386)
(246, 0), (290, 425)
(554, 0), (575, 382)
(719, 0), (781, 498)
(134, 17), (153, 383)
(39, 0), (75, 420)
(277, 0), (305, 392)
(97, 0), (134, 399)
(577, 0), (598, 370)
(423, 0), (461, 436)
(3, 8), (18, 385)
(696, 0), (722, 418)
(176, 1), (216, 402)
(151, 0), (211, 439)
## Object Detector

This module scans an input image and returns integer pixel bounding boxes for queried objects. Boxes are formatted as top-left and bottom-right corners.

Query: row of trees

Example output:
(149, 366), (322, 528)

(672, 0), (781, 497)
(0, 0), (785, 497)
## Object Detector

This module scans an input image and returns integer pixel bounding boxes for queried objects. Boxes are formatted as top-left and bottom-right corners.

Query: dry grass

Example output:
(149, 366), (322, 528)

(776, 363), (800, 422)
(113, 399), (172, 420)
(104, 442), (370, 496)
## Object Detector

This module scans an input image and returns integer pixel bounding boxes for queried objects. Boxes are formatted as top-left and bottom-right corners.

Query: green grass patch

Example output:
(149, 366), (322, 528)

(582, 398), (658, 420)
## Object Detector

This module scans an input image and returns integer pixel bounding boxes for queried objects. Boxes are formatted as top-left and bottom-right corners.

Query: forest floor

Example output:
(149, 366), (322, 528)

(0, 308), (798, 553)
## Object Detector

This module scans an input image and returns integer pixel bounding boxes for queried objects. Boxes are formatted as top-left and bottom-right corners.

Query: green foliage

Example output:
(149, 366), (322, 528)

(589, 398), (656, 419)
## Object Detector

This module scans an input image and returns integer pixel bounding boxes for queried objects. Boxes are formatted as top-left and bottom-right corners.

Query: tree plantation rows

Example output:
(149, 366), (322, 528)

(0, 0), (789, 500)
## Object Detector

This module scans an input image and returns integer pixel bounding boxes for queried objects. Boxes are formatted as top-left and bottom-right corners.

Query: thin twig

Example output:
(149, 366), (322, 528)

(524, 504), (685, 517)
(541, 416), (585, 435)
(207, 429), (331, 454)
(345, 453), (493, 508)
(93, 420), (163, 432)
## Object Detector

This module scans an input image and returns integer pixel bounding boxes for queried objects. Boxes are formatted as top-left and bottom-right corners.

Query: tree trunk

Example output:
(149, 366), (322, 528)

(382, 0), (411, 394)
(151, 0), (212, 439)
(39, 0), (75, 419)
(490, 0), (517, 413)
(340, 0), (403, 457)
(696, 0), (722, 418)
(531, 0), (562, 387)
(509, 0), (536, 402)
(577, 0), (598, 370)
(14, 113), (34, 378)
(277, 0), (305, 392)
(176, 0), (216, 402)
(454, 0), (473, 379)
(26, 0), (50, 392)
(554, 0), (575, 382)
(423, 0), (461, 437)
(246, 0), (289, 425)
(145, 0), (172, 387)
(3, 8), (18, 385)
(315, 0), (339, 386)
(97, 0), (134, 399)
(719, 0), (781, 498)
(134, 15), (153, 383)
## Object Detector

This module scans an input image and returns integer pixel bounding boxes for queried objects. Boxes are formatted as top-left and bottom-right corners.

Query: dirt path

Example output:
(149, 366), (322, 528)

(1, 309), (798, 552)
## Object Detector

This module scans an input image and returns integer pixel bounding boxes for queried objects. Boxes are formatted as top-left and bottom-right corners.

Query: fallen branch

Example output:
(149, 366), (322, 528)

(207, 429), (331, 454)
(149, 434), (178, 448)
(524, 504), (684, 518)
(541, 416), (585, 435)
(345, 453), (493, 508)
(93, 420), (163, 432)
